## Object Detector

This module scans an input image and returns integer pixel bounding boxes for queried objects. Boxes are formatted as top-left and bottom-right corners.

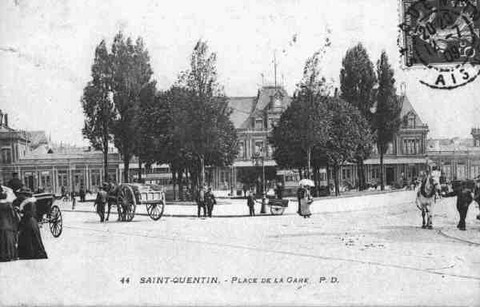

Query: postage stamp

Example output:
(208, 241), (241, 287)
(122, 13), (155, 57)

(398, 0), (480, 89)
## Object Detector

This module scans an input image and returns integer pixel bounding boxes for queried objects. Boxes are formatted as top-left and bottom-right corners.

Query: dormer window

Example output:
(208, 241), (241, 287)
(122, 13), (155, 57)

(408, 115), (415, 127)
(255, 118), (264, 130)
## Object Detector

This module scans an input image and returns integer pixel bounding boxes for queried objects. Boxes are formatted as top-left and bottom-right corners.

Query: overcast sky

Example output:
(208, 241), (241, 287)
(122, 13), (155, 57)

(0, 0), (479, 145)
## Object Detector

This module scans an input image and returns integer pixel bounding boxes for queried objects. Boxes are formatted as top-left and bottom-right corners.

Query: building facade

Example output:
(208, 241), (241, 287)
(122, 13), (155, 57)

(341, 95), (430, 188)
(0, 109), (122, 194)
(212, 88), (430, 194)
(426, 128), (480, 181)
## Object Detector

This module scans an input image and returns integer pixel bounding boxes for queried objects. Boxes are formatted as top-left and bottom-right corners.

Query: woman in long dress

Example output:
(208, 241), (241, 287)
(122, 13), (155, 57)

(0, 186), (19, 262)
(297, 185), (312, 218)
(16, 192), (48, 260)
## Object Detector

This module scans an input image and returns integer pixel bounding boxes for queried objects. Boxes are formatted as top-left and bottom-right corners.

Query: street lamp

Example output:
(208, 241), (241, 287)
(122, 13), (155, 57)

(252, 149), (266, 214)
(251, 150), (265, 196)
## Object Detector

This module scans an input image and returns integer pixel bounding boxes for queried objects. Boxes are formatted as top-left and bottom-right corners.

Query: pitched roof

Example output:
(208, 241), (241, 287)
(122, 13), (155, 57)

(26, 131), (49, 148)
(227, 86), (292, 129)
(227, 97), (255, 129)
(399, 95), (426, 126)
(253, 86), (291, 113)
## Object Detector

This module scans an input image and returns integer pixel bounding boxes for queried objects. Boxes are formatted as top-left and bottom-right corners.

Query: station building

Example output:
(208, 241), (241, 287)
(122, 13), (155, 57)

(426, 128), (480, 181)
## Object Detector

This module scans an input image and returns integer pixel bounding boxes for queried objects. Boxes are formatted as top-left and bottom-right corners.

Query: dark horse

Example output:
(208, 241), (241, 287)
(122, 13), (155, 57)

(104, 183), (126, 222)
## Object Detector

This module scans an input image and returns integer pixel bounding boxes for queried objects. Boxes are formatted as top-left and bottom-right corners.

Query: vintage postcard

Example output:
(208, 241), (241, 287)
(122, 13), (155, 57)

(0, 0), (479, 306)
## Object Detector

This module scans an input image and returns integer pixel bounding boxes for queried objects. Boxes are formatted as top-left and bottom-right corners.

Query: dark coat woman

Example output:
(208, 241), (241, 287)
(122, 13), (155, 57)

(17, 198), (48, 260)
(0, 187), (19, 261)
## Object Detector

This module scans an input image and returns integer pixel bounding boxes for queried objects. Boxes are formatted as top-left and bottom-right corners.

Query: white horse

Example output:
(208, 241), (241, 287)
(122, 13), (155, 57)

(416, 175), (438, 229)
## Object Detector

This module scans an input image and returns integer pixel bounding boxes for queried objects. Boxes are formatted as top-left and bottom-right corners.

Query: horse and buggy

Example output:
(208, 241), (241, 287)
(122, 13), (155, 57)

(2, 185), (63, 238)
(104, 183), (166, 222)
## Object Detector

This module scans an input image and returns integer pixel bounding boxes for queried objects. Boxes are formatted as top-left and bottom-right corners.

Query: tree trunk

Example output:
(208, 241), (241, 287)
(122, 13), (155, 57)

(123, 158), (130, 183)
(172, 170), (177, 201)
(178, 170), (184, 201)
(380, 151), (385, 191)
(357, 160), (366, 191)
(138, 158), (142, 181)
(306, 148), (311, 179)
(103, 147), (109, 182)
(333, 165), (340, 196)
(200, 156), (205, 188)
(326, 164), (331, 196)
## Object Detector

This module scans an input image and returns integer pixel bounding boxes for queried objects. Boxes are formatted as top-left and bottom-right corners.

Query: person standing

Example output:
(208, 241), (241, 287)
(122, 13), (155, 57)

(95, 185), (108, 222)
(446, 180), (474, 231)
(247, 190), (255, 216)
(196, 186), (207, 218)
(297, 184), (306, 215)
(275, 182), (284, 199)
(205, 188), (216, 218)
(71, 189), (76, 210)
(79, 184), (86, 202)
(298, 184), (312, 218)
(17, 189), (48, 260)
(0, 186), (19, 262)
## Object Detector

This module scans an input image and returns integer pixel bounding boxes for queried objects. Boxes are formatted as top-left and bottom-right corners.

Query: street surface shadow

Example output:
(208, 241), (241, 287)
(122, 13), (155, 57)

(374, 225), (456, 243)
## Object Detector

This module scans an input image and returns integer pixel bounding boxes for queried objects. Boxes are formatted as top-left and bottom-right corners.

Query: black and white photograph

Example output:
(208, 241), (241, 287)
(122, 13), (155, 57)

(0, 0), (479, 306)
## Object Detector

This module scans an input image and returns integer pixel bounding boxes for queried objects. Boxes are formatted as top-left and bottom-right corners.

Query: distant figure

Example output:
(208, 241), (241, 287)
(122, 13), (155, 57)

(300, 187), (313, 218)
(95, 184), (108, 223)
(247, 190), (255, 216)
(0, 186), (19, 262)
(297, 185), (305, 215)
(445, 180), (474, 231)
(71, 190), (76, 210)
(275, 182), (284, 199)
(61, 186), (66, 198)
(196, 186), (207, 218)
(16, 189), (48, 260)
(7, 173), (23, 193)
(79, 184), (86, 202)
(205, 188), (216, 218)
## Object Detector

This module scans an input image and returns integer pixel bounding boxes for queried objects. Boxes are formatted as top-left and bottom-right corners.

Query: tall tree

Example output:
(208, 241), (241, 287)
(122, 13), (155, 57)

(270, 93), (329, 179)
(81, 40), (115, 181)
(340, 43), (376, 190)
(110, 33), (154, 182)
(323, 97), (374, 196)
(270, 41), (332, 179)
(373, 51), (402, 190)
(176, 40), (237, 188)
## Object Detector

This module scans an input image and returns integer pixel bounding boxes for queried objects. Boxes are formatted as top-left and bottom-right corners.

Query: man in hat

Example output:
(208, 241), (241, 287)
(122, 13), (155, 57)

(196, 186), (207, 218)
(205, 187), (216, 218)
(7, 173), (23, 193)
(446, 180), (474, 231)
(95, 184), (108, 222)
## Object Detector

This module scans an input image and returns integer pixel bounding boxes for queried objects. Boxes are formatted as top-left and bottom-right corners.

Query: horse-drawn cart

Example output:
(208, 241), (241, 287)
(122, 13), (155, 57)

(107, 183), (165, 222)
(34, 193), (63, 237)
(2, 186), (63, 237)
(267, 198), (289, 215)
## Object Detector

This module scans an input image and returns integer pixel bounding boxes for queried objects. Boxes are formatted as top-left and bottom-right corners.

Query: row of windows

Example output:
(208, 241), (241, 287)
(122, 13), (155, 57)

(254, 118), (279, 130)
(403, 139), (421, 155)
(237, 141), (273, 159)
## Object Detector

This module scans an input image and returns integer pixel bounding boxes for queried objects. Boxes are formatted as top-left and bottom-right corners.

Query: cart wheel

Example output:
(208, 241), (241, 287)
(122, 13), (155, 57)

(270, 206), (285, 215)
(49, 205), (63, 237)
(118, 185), (137, 222)
(146, 201), (165, 221)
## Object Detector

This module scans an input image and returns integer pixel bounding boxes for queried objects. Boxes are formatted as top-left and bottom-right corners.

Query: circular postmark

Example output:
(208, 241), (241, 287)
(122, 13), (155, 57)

(398, 0), (480, 89)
